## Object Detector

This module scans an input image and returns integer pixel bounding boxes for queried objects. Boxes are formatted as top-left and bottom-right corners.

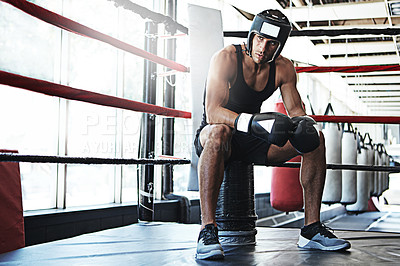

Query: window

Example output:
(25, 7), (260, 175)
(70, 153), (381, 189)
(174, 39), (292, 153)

(0, 0), (153, 210)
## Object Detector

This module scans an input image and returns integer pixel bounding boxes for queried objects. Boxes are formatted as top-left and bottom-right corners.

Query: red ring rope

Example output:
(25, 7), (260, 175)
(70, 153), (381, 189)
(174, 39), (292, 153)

(296, 65), (400, 73)
(311, 115), (400, 124)
(4, 70), (400, 123)
(0, 0), (189, 72)
(0, 70), (191, 119)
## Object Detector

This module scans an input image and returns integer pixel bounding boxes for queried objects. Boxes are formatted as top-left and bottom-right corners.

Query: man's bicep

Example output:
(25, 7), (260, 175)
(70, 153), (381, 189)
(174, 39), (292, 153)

(205, 52), (232, 111)
(204, 50), (238, 125)
(206, 76), (229, 109)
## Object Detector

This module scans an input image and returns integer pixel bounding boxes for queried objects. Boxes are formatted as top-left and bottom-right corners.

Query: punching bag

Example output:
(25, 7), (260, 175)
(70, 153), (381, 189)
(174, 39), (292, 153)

(270, 100), (303, 212)
(383, 151), (390, 192)
(373, 143), (382, 197)
(382, 144), (388, 196)
(346, 133), (369, 212)
(364, 133), (375, 198)
(377, 144), (384, 196)
(341, 123), (357, 205)
(372, 144), (380, 196)
(387, 156), (394, 192)
(322, 123), (342, 204)
(380, 145), (386, 195)
(0, 150), (25, 253)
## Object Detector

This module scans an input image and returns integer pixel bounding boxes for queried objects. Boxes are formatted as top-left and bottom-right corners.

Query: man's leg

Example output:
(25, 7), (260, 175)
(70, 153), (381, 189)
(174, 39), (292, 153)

(267, 132), (325, 225)
(268, 132), (350, 251)
(196, 124), (232, 260)
(299, 132), (326, 225)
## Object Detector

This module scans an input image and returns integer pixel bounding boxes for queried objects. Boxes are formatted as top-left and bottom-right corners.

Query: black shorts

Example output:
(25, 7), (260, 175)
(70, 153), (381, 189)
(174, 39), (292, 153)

(194, 130), (271, 165)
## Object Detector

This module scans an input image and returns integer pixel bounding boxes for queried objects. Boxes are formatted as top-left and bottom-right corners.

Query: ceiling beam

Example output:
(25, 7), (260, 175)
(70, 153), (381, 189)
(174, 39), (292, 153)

(325, 54), (400, 66)
(301, 25), (400, 30)
(315, 41), (395, 55)
(367, 104), (400, 107)
(363, 98), (400, 102)
(368, 109), (400, 113)
(355, 91), (400, 97)
(343, 76), (400, 84)
(307, 35), (395, 40)
(287, 2), (388, 22)
(340, 71), (400, 76)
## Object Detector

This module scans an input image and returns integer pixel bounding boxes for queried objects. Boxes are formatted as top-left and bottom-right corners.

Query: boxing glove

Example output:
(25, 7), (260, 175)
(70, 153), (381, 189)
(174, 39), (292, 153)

(234, 112), (293, 147)
(289, 116), (320, 153)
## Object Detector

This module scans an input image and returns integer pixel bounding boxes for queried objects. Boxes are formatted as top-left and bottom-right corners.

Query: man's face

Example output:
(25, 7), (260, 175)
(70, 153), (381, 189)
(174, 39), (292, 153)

(251, 34), (279, 64)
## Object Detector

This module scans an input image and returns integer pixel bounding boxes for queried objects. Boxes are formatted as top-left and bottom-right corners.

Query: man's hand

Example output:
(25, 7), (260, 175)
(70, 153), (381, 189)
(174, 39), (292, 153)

(234, 112), (293, 147)
(289, 116), (320, 153)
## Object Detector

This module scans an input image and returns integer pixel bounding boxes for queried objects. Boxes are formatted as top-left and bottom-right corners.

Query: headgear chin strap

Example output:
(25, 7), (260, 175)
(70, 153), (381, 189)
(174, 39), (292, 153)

(246, 10), (292, 62)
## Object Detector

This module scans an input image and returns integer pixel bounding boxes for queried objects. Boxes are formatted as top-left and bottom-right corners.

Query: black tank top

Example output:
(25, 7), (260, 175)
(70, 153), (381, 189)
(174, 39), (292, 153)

(197, 44), (277, 133)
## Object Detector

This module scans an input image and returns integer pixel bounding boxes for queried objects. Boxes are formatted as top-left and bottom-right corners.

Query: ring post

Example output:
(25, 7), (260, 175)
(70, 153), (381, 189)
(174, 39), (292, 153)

(216, 161), (257, 245)
(138, 21), (158, 222)
(162, 0), (177, 197)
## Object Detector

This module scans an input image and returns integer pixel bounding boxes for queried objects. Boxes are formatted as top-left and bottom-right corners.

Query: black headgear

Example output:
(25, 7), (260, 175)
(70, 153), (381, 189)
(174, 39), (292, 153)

(246, 10), (292, 62)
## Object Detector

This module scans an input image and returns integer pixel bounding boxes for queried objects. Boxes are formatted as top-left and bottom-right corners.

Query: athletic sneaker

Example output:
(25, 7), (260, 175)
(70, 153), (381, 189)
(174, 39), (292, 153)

(195, 224), (224, 260)
(298, 221), (351, 251)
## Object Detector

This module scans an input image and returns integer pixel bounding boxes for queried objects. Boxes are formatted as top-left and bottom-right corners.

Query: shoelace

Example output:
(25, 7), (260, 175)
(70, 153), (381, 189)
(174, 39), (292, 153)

(318, 223), (336, 238)
(201, 226), (219, 245)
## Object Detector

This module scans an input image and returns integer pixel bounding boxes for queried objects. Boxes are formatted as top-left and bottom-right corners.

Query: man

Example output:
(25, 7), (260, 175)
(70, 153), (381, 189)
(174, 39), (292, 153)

(194, 9), (351, 260)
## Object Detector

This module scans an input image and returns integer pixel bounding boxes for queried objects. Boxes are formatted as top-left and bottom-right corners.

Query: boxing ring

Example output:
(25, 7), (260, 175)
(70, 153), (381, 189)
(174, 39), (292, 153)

(1, 222), (400, 265)
(1, 0), (400, 264)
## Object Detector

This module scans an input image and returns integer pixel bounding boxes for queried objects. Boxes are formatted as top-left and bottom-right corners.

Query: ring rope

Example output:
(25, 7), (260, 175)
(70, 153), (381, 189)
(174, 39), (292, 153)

(1, 153), (397, 172)
(5, 69), (400, 122)
(0, 70), (191, 119)
(0, 0), (189, 72)
(0, 153), (190, 165)
(224, 28), (400, 38)
(107, 0), (188, 35)
(267, 162), (400, 173)
(311, 115), (400, 124)
(295, 65), (400, 73)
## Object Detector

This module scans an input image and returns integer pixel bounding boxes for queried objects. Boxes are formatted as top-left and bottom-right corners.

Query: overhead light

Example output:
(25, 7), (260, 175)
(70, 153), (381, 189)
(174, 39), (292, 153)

(389, 1), (400, 16)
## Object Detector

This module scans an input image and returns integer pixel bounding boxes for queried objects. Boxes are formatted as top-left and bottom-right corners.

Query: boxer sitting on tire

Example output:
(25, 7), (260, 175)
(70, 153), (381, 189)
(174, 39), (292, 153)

(194, 9), (351, 260)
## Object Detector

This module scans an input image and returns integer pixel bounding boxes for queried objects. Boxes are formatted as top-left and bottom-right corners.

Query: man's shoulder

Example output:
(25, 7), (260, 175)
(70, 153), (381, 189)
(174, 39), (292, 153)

(275, 55), (293, 66)
(218, 44), (239, 57)
(212, 45), (239, 64)
(208, 45), (239, 81)
(275, 55), (297, 87)
(275, 55), (296, 72)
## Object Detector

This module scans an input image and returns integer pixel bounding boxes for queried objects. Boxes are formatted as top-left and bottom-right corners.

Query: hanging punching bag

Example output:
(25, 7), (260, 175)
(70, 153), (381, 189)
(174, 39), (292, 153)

(379, 144), (386, 195)
(387, 156), (394, 192)
(380, 146), (387, 194)
(346, 133), (369, 212)
(322, 122), (342, 204)
(341, 123), (357, 205)
(364, 133), (375, 198)
(375, 144), (383, 196)
(372, 144), (380, 197)
(270, 100), (303, 212)
(384, 151), (390, 192)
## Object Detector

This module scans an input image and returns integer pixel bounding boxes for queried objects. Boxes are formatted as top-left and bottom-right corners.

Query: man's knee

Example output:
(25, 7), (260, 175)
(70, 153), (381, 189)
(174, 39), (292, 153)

(209, 124), (232, 140)
(201, 124), (232, 153)
(303, 131), (326, 159)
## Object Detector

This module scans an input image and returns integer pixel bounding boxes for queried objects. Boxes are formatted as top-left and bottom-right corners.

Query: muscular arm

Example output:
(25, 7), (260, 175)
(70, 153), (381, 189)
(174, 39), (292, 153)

(277, 57), (306, 117)
(205, 47), (238, 128)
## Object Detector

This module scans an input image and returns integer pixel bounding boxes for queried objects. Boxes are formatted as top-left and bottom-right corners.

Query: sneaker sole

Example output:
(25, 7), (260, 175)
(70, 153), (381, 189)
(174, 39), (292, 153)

(297, 235), (351, 251)
(195, 250), (224, 260)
